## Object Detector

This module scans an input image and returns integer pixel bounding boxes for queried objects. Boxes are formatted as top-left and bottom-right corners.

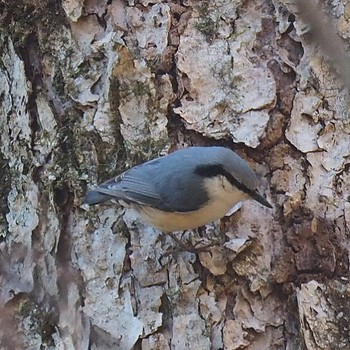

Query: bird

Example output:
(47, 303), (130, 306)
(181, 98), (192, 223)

(84, 146), (272, 232)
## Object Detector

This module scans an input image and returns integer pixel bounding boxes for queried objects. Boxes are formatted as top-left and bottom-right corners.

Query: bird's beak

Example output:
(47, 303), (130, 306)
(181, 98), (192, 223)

(251, 191), (272, 208)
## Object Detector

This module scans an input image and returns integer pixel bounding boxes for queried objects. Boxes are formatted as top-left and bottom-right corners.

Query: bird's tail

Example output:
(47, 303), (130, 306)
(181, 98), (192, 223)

(84, 190), (113, 205)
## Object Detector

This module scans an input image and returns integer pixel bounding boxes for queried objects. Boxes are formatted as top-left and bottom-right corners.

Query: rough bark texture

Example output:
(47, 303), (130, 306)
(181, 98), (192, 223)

(0, 0), (349, 349)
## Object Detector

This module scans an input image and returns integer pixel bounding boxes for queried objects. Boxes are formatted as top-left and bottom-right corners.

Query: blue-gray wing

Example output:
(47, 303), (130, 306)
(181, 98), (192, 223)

(84, 168), (168, 209)
(84, 158), (208, 212)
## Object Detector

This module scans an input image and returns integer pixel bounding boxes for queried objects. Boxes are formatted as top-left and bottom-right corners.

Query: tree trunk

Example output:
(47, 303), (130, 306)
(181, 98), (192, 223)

(0, 0), (349, 349)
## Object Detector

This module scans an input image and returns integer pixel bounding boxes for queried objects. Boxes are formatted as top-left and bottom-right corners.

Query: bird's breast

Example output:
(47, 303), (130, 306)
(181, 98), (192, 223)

(134, 175), (248, 232)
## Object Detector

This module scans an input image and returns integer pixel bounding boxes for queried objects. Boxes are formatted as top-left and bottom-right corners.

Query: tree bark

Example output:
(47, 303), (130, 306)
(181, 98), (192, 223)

(0, 0), (349, 349)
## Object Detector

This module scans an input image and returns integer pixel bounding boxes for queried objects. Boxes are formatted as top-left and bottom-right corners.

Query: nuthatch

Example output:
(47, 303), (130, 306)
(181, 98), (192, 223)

(84, 146), (272, 231)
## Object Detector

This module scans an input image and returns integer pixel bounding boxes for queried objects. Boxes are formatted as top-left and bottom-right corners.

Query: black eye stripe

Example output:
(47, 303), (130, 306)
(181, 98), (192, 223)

(194, 164), (223, 177)
(194, 164), (256, 198)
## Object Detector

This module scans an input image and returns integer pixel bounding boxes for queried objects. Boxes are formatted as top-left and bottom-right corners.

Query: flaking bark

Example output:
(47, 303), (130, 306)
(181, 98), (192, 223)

(0, 0), (349, 349)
